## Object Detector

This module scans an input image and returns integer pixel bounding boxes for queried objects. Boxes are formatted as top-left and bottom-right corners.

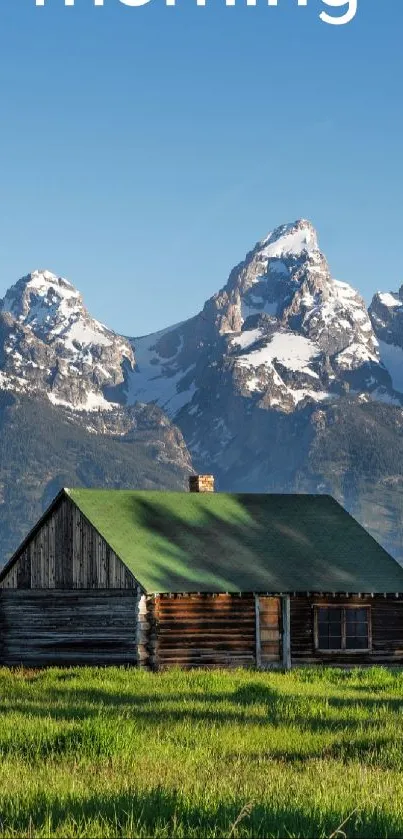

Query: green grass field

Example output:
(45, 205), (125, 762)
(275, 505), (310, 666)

(1, 666), (403, 838)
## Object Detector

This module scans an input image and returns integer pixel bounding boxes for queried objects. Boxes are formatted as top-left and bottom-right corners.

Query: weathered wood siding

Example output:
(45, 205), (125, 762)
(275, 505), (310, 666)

(0, 497), (136, 590)
(0, 589), (140, 666)
(290, 595), (403, 665)
(153, 593), (257, 669)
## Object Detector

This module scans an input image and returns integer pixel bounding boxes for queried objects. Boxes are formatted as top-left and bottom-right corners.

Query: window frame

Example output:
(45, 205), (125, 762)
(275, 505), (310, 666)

(314, 604), (372, 653)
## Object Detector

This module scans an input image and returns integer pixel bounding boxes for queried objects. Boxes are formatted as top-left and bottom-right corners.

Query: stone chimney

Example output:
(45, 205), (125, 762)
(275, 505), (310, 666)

(189, 474), (215, 493)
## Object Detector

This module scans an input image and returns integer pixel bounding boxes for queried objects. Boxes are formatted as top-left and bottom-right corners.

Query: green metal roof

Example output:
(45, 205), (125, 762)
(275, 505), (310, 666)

(65, 489), (403, 594)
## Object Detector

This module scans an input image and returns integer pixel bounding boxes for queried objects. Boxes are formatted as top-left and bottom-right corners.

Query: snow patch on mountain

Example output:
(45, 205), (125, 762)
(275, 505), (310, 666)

(231, 328), (264, 350)
(378, 341), (403, 393)
(236, 332), (319, 375)
(48, 390), (116, 412)
(292, 388), (331, 404)
(126, 326), (196, 417)
(378, 293), (403, 309)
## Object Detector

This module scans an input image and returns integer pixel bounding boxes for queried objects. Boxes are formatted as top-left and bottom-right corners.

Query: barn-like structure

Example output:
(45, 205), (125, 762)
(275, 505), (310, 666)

(1, 476), (403, 669)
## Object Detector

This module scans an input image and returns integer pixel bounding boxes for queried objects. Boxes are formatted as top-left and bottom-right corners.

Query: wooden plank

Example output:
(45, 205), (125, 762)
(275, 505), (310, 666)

(255, 594), (262, 667)
(260, 629), (280, 642)
(16, 548), (30, 589)
(282, 595), (291, 670)
(63, 498), (74, 589)
(48, 515), (55, 589)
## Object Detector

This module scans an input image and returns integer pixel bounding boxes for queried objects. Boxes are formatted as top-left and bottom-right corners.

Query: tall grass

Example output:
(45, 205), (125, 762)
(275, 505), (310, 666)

(1, 666), (403, 837)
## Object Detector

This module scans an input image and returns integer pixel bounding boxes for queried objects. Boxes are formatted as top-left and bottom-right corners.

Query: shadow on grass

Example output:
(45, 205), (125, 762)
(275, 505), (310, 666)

(2, 681), (403, 770)
(225, 734), (401, 769)
(0, 786), (396, 839)
(2, 680), (403, 732)
(0, 684), (403, 770)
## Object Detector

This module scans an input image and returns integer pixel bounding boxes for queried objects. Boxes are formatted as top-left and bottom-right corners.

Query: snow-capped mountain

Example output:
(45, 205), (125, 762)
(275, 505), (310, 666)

(0, 270), (134, 411)
(1, 223), (398, 424)
(125, 220), (396, 469)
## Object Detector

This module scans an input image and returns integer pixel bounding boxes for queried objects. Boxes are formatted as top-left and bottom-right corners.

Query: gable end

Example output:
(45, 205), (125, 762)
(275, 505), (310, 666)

(0, 490), (142, 591)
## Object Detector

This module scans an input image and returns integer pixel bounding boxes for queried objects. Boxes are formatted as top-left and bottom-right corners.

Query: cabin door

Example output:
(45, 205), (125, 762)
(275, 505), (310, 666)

(255, 596), (282, 668)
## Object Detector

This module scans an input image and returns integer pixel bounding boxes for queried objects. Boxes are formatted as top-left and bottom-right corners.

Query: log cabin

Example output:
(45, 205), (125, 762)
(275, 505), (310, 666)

(1, 475), (403, 669)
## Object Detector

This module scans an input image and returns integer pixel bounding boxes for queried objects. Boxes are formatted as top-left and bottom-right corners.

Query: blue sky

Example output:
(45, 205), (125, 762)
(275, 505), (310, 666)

(0, 0), (401, 335)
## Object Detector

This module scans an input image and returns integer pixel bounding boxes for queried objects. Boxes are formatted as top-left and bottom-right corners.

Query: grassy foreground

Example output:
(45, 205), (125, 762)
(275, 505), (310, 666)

(1, 667), (403, 838)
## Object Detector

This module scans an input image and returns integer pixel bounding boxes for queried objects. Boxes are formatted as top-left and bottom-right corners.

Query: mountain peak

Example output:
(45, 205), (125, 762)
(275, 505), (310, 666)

(0, 269), (81, 324)
(26, 269), (79, 297)
(25, 269), (75, 287)
(0, 268), (134, 412)
(260, 219), (319, 259)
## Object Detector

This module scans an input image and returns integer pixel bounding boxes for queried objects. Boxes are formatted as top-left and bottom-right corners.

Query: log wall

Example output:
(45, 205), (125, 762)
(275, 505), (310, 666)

(152, 593), (257, 669)
(0, 589), (140, 667)
(2, 588), (402, 669)
(290, 595), (403, 665)
(0, 497), (136, 590)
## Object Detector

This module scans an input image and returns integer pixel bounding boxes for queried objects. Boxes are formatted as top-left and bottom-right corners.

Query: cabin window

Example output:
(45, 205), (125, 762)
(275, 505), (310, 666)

(315, 606), (371, 652)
